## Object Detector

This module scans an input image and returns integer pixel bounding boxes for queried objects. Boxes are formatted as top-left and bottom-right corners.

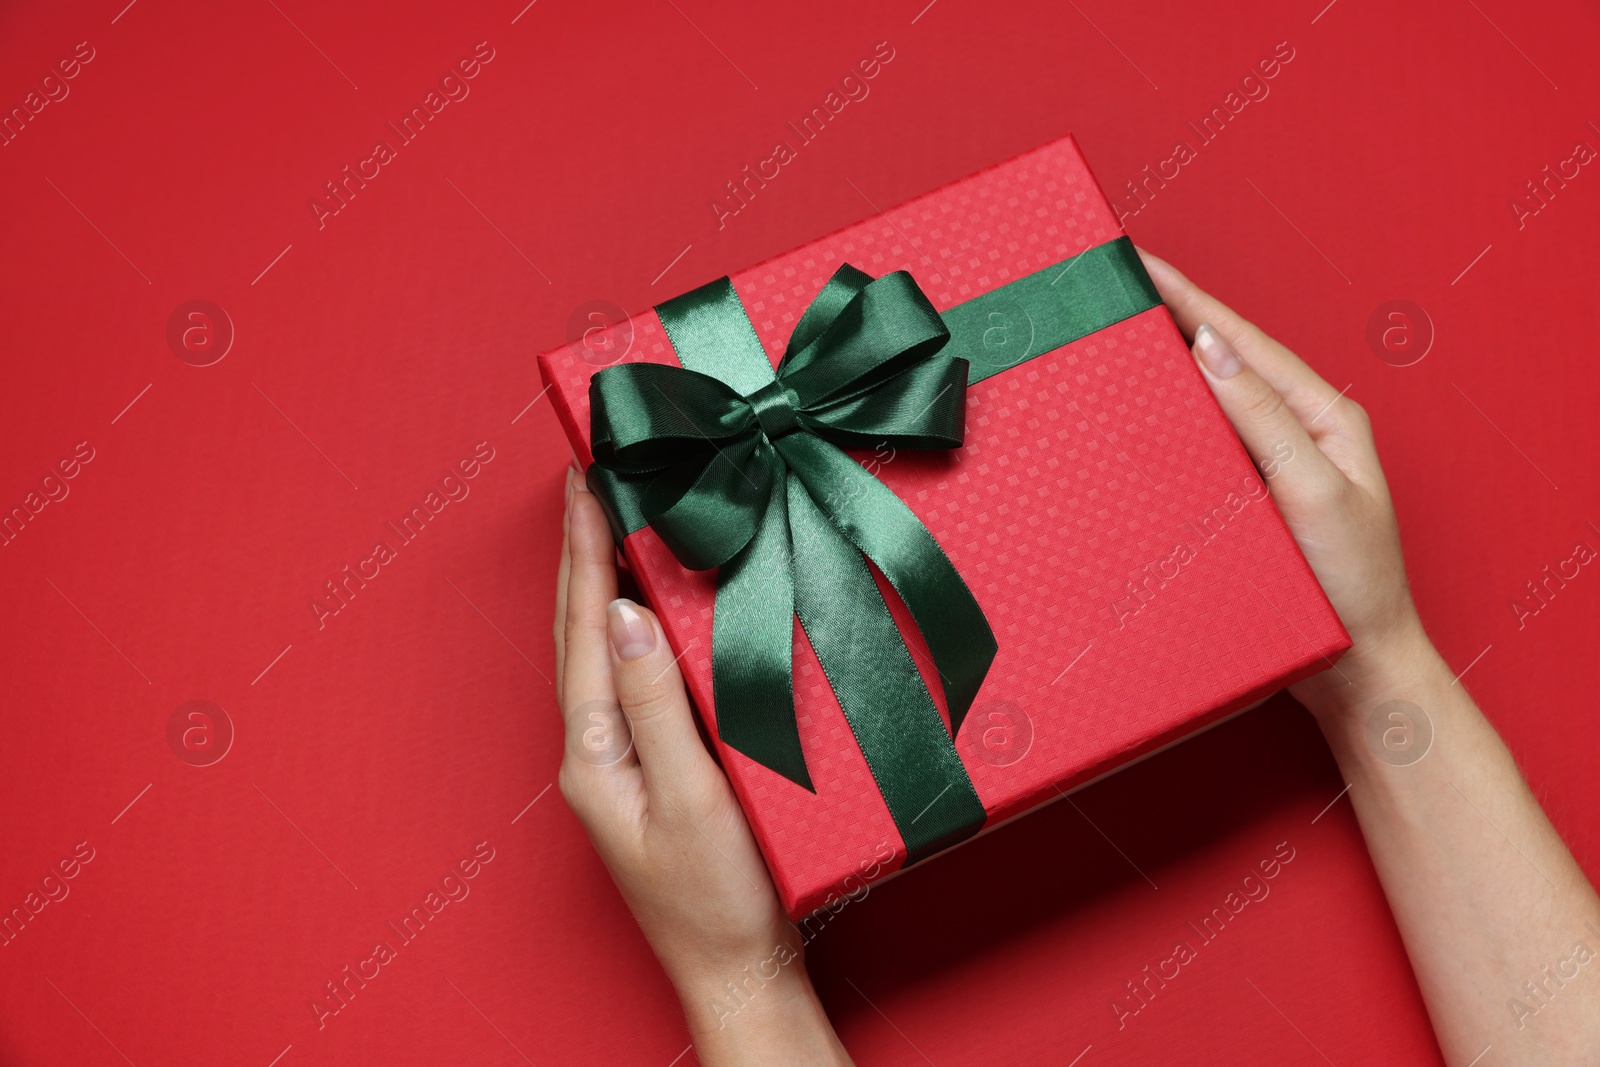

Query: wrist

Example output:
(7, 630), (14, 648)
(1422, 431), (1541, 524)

(676, 936), (810, 1032)
(1292, 614), (1447, 727)
(676, 944), (849, 1065)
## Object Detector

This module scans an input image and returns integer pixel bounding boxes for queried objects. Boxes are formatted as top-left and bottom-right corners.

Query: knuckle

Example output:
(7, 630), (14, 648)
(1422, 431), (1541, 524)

(1302, 467), (1347, 510)
(1238, 381), (1288, 426)
(619, 679), (680, 726)
(1205, 309), (1253, 345)
(557, 761), (585, 808)
(562, 612), (579, 650)
(1331, 396), (1369, 425)
(564, 612), (603, 654)
(1339, 399), (1373, 434)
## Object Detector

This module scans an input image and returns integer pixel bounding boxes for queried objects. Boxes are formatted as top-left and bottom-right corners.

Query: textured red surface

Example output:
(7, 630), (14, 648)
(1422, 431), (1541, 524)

(538, 136), (1351, 916)
(2, 0), (1597, 1064)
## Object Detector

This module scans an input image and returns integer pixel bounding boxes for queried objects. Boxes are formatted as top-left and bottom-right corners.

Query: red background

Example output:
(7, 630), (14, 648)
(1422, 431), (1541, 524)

(1, 1), (1596, 1064)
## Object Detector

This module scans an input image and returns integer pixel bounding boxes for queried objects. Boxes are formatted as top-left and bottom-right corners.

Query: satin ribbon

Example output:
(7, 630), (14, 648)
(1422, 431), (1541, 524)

(587, 235), (1160, 861)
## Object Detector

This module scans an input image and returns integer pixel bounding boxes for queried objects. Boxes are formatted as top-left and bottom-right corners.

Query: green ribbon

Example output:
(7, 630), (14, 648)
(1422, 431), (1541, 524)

(587, 235), (1160, 861)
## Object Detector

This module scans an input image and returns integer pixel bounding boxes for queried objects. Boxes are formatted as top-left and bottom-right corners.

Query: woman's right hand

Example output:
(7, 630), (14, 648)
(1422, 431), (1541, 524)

(1141, 249), (1600, 1067)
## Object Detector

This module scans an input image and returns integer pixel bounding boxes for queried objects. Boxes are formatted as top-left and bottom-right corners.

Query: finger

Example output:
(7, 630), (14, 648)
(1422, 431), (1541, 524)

(554, 468), (575, 694)
(1139, 248), (1345, 432)
(606, 598), (720, 807)
(1191, 323), (1345, 506)
(561, 479), (638, 776)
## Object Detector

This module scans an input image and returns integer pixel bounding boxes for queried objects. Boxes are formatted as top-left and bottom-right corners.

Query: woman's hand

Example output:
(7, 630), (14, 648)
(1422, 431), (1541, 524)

(1138, 249), (1438, 720)
(554, 468), (852, 1066)
(1140, 250), (1600, 1066)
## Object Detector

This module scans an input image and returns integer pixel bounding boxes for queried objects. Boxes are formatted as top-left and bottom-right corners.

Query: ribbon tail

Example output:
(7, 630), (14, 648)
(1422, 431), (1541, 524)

(712, 459), (810, 790)
(787, 473), (986, 862)
(779, 433), (997, 738)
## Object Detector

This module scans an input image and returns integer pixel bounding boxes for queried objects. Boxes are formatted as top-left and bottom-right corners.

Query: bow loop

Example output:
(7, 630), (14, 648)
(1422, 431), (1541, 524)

(783, 262), (873, 362)
(590, 362), (756, 472)
(778, 270), (952, 411)
(799, 356), (969, 450)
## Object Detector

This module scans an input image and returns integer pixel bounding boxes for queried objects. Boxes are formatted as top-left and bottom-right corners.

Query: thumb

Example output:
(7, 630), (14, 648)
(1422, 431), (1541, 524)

(606, 598), (719, 806)
(1191, 323), (1343, 506)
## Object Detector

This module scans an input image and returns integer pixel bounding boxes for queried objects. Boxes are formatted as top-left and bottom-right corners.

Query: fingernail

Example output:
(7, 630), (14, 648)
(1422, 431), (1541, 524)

(608, 599), (656, 660)
(1194, 324), (1244, 380)
(571, 465), (588, 493)
(565, 468), (575, 508)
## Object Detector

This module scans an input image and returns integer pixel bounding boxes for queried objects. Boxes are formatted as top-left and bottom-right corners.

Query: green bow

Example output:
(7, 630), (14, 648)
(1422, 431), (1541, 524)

(586, 236), (1164, 862)
(589, 264), (995, 859)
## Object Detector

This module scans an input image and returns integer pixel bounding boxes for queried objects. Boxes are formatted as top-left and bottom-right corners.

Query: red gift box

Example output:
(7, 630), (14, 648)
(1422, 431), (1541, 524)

(538, 134), (1349, 919)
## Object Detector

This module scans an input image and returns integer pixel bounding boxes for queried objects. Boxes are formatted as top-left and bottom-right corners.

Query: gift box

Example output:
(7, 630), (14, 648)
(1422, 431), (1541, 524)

(537, 134), (1349, 919)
